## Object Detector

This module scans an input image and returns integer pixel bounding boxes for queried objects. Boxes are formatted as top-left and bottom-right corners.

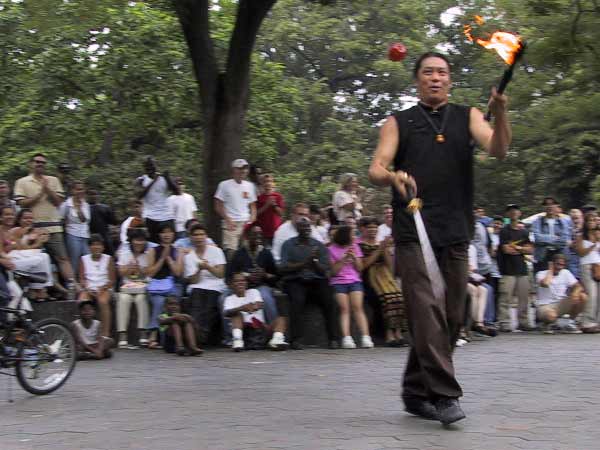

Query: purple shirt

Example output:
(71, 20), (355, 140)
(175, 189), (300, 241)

(328, 243), (363, 285)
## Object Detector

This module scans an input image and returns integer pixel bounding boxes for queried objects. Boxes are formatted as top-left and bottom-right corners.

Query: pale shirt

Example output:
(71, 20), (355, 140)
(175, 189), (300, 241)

(272, 220), (325, 263)
(72, 319), (100, 345)
(184, 245), (227, 293)
(376, 223), (392, 243)
(13, 175), (65, 233)
(59, 197), (91, 238)
(546, 218), (556, 238)
(81, 254), (111, 290)
(116, 248), (151, 284)
(333, 190), (354, 222)
(580, 240), (600, 265)
(138, 175), (173, 221)
(536, 269), (578, 305)
(168, 193), (198, 232)
(223, 289), (266, 324)
(214, 179), (257, 222)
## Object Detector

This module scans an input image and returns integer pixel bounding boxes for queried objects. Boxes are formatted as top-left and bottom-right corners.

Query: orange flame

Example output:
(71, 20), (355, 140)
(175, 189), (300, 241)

(463, 16), (523, 65)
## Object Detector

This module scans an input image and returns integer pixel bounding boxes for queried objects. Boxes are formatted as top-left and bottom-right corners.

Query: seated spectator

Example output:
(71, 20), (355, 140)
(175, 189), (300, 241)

(168, 177), (198, 240)
(119, 199), (145, 246)
(183, 224), (226, 345)
(576, 213), (600, 332)
(272, 202), (324, 263)
(467, 244), (496, 337)
(78, 234), (116, 338)
(0, 206), (54, 301)
(158, 296), (203, 356)
(116, 229), (151, 348)
(174, 218), (215, 250)
(60, 180), (91, 279)
(279, 218), (339, 350)
(214, 159), (257, 257)
(498, 204), (534, 332)
(72, 301), (114, 360)
(328, 225), (373, 349)
(224, 272), (288, 351)
(146, 222), (184, 349)
(376, 205), (393, 243)
(532, 197), (570, 272)
(359, 217), (407, 346)
(536, 254), (587, 334)
(256, 174), (284, 246)
(0, 179), (18, 212)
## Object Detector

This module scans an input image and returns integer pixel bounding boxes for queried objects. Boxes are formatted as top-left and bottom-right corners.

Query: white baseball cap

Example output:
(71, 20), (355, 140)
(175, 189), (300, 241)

(231, 158), (249, 168)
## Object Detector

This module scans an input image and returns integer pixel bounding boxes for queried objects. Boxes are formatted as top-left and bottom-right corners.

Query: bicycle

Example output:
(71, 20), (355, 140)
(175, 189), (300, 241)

(0, 270), (76, 396)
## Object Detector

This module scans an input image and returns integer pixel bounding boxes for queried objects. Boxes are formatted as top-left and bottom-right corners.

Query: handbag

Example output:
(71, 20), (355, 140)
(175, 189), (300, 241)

(592, 264), (600, 283)
(147, 276), (175, 295)
(120, 281), (147, 295)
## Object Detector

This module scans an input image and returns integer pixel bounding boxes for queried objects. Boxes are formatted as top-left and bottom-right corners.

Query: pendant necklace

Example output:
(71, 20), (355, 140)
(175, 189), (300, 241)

(417, 104), (450, 143)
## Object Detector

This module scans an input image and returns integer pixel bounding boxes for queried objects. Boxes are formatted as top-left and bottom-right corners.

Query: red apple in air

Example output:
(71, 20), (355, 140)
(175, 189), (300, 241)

(388, 42), (407, 61)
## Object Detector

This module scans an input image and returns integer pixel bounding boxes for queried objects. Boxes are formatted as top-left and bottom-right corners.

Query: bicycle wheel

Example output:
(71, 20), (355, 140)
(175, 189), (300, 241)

(16, 318), (77, 395)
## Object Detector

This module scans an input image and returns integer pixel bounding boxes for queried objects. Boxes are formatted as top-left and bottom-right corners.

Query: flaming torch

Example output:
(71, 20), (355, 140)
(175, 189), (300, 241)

(464, 16), (526, 120)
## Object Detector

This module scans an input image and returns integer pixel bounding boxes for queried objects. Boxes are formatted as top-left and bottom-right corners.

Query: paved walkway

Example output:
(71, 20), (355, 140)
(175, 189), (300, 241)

(2, 334), (599, 450)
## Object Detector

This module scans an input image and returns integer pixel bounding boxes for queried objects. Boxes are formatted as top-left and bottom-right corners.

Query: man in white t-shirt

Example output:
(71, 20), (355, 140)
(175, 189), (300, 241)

(214, 159), (257, 255)
(272, 202), (324, 263)
(136, 157), (179, 243)
(536, 254), (587, 333)
(183, 224), (227, 344)
(376, 205), (393, 242)
(168, 177), (198, 239)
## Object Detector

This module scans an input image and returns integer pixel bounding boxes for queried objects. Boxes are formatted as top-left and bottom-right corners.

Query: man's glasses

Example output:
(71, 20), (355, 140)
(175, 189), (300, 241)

(33, 160), (47, 164)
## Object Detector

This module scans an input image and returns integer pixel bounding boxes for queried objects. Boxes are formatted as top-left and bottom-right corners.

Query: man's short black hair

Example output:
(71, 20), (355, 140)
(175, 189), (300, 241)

(505, 204), (520, 212)
(89, 233), (105, 246)
(413, 52), (451, 78)
(78, 300), (95, 311)
(493, 215), (504, 221)
(184, 218), (199, 230)
(189, 223), (207, 234)
(359, 216), (379, 227)
(542, 196), (558, 206)
(30, 153), (47, 161)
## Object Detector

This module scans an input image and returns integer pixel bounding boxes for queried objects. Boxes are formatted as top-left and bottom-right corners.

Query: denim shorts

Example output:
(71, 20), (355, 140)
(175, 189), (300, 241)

(332, 282), (364, 294)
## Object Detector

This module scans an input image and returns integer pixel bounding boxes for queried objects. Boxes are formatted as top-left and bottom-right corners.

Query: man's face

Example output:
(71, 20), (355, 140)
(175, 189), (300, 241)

(31, 156), (47, 175)
(262, 175), (274, 190)
(1, 207), (15, 227)
(80, 305), (95, 320)
(553, 258), (566, 274)
(88, 191), (99, 204)
(247, 226), (263, 247)
(474, 208), (485, 219)
(570, 209), (583, 226)
(191, 229), (207, 246)
(292, 207), (310, 226)
(72, 183), (85, 198)
(144, 159), (156, 174)
(132, 202), (143, 217)
(0, 183), (8, 198)
(543, 200), (556, 215)
(507, 208), (521, 221)
(232, 166), (248, 179)
(416, 57), (451, 104)
(493, 219), (503, 232)
(384, 208), (393, 225)
(297, 220), (311, 238)
(232, 274), (247, 295)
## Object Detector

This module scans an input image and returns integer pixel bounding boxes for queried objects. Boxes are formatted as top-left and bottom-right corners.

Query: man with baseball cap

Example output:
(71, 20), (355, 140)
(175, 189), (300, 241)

(214, 159), (257, 257)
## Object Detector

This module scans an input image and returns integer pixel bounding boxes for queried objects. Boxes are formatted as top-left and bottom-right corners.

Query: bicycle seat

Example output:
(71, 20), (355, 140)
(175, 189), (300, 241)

(13, 271), (48, 284)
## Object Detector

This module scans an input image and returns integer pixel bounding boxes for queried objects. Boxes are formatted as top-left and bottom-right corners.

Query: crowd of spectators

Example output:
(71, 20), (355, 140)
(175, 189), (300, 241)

(1, 153), (599, 360)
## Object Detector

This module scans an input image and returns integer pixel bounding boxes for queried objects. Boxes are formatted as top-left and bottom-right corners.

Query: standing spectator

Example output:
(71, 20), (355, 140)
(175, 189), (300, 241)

(473, 219), (493, 280)
(256, 174), (284, 246)
(119, 199), (145, 246)
(536, 254), (587, 333)
(359, 217), (406, 346)
(532, 197), (570, 272)
(168, 177), (198, 240)
(183, 224), (226, 344)
(474, 206), (492, 227)
(376, 205), (393, 242)
(78, 234), (116, 338)
(498, 205), (534, 332)
(116, 229), (151, 348)
(136, 156), (179, 243)
(272, 203), (324, 263)
(567, 208), (584, 279)
(88, 189), (118, 255)
(72, 301), (113, 360)
(0, 180), (18, 212)
(60, 180), (90, 279)
(576, 213), (600, 332)
(309, 205), (330, 244)
(214, 159), (257, 256)
(13, 153), (74, 285)
(57, 162), (74, 194)
(146, 223), (184, 349)
(328, 225), (373, 349)
(279, 218), (339, 350)
(333, 173), (360, 223)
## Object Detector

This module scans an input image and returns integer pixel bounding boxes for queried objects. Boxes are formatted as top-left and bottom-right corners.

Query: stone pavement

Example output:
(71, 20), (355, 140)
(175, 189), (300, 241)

(2, 333), (599, 450)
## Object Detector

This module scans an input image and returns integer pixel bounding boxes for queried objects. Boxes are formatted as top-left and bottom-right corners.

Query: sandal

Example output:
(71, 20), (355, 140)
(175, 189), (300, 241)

(147, 341), (160, 350)
(176, 346), (187, 356)
(190, 348), (204, 356)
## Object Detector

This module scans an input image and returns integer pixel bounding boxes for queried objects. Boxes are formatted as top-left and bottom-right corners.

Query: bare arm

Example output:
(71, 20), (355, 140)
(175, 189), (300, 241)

(249, 202), (257, 223)
(469, 88), (511, 159)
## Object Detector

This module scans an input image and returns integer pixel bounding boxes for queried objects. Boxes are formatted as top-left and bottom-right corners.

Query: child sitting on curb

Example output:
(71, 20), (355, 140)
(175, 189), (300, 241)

(72, 301), (114, 360)
(158, 297), (203, 356)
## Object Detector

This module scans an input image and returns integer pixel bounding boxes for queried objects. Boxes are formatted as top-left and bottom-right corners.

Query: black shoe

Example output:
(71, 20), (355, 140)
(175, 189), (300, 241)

(435, 397), (466, 425)
(403, 396), (439, 421)
(328, 340), (340, 349)
(290, 341), (304, 350)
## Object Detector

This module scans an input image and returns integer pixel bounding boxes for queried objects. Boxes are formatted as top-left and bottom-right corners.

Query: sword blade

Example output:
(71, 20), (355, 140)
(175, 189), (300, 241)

(413, 210), (446, 301)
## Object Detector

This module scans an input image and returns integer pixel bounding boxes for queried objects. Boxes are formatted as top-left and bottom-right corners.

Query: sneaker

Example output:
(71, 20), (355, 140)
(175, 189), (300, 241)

(328, 340), (340, 350)
(403, 396), (439, 421)
(517, 324), (538, 332)
(268, 333), (289, 351)
(499, 324), (513, 333)
(361, 335), (374, 348)
(341, 336), (357, 349)
(232, 338), (244, 352)
(541, 323), (556, 334)
(117, 340), (128, 349)
(290, 341), (304, 350)
(560, 320), (582, 334)
(435, 397), (466, 425)
(455, 338), (468, 347)
(138, 338), (149, 347)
